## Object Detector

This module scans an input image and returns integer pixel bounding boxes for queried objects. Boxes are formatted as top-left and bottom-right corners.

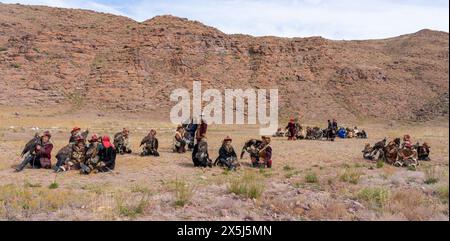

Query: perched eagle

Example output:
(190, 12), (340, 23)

(80, 130), (89, 140)
(55, 144), (73, 167)
(240, 139), (263, 159)
(373, 138), (387, 150)
(21, 133), (40, 157)
(140, 135), (158, 149)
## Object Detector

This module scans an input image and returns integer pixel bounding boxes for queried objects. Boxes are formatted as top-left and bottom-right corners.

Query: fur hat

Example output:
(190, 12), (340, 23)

(42, 130), (52, 138)
(89, 134), (99, 143)
(71, 127), (81, 133)
(262, 136), (271, 144)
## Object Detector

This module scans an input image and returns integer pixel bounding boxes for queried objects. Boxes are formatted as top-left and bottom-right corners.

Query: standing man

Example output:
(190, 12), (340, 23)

(332, 119), (338, 132)
(285, 118), (296, 140)
(195, 114), (208, 143)
(185, 118), (198, 151)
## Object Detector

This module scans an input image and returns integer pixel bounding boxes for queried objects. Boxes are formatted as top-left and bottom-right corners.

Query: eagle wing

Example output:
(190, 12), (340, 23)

(21, 133), (39, 157)
(55, 144), (73, 164)
(81, 130), (89, 140)
(140, 135), (150, 147)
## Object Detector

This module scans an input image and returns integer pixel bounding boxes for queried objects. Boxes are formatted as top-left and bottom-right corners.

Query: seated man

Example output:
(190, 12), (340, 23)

(80, 134), (102, 175)
(356, 129), (368, 139)
(402, 134), (413, 150)
(346, 128), (355, 138)
(173, 125), (186, 153)
(57, 136), (86, 172)
(253, 136), (272, 168)
(215, 136), (239, 171)
(296, 127), (306, 140)
(55, 143), (73, 171)
(384, 138), (401, 165)
(371, 138), (387, 157)
(305, 127), (314, 140)
(69, 127), (89, 143)
(272, 128), (285, 137)
(362, 143), (374, 160)
(417, 142), (431, 161)
(96, 136), (117, 172)
(114, 128), (132, 155)
(192, 137), (212, 168)
(140, 129), (160, 157)
(16, 131), (53, 172)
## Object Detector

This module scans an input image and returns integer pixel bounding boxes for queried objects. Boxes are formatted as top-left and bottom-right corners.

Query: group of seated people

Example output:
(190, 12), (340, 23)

(15, 121), (274, 173)
(362, 134), (431, 167)
(275, 118), (367, 141)
(16, 127), (116, 174)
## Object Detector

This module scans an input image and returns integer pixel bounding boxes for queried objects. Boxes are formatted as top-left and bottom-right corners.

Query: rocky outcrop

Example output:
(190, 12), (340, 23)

(0, 4), (448, 121)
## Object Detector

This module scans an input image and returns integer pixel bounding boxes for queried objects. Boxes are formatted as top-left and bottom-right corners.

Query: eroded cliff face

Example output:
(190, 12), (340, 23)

(0, 4), (448, 121)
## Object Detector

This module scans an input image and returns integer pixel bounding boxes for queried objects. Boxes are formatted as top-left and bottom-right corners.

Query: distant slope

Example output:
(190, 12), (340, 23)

(0, 3), (448, 121)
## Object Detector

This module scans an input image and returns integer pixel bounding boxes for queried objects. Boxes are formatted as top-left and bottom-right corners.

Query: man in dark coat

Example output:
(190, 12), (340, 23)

(192, 137), (212, 168)
(416, 142), (431, 161)
(16, 131), (53, 172)
(332, 119), (338, 132)
(97, 136), (117, 172)
(184, 118), (198, 150)
(140, 129), (160, 156)
(215, 136), (239, 170)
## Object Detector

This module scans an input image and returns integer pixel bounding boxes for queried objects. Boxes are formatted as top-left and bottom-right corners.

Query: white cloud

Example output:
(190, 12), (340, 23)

(1, 0), (448, 39)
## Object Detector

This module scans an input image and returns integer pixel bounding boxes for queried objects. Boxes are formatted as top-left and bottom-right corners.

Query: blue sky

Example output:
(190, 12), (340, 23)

(1, 0), (448, 40)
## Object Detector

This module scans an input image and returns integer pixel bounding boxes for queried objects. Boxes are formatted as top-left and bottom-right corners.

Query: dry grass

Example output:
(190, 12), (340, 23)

(0, 107), (448, 220)
(308, 202), (351, 221)
(0, 184), (93, 220)
(339, 168), (362, 184)
(385, 189), (434, 221)
(423, 166), (440, 185)
(115, 192), (151, 219)
(435, 185), (449, 204)
(357, 187), (390, 209)
(305, 172), (318, 183)
(172, 180), (193, 207)
(228, 171), (264, 199)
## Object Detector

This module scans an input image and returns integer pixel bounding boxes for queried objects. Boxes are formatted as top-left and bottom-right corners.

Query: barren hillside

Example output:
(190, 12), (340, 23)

(0, 3), (448, 121)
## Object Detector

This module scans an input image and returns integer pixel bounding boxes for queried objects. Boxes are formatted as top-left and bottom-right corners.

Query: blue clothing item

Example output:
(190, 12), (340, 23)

(337, 128), (347, 138)
(186, 123), (198, 136)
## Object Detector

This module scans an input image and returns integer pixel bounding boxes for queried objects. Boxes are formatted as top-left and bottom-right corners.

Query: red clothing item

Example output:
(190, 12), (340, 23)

(36, 142), (53, 160)
(286, 122), (296, 139)
(102, 136), (113, 148)
(196, 122), (208, 141)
